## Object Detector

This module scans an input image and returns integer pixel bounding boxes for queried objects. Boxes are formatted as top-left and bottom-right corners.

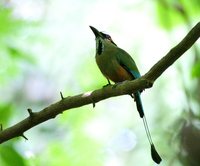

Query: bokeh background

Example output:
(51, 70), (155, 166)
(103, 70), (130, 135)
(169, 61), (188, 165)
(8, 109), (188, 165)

(0, 0), (200, 165)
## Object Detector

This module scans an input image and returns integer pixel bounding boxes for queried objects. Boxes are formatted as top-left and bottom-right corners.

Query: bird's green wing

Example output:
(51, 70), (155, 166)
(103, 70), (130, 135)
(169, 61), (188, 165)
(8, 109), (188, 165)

(116, 47), (144, 118)
(116, 48), (141, 79)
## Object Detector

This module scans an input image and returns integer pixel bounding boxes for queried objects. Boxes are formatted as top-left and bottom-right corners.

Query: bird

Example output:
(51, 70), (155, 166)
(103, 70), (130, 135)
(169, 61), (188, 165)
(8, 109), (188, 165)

(90, 26), (162, 164)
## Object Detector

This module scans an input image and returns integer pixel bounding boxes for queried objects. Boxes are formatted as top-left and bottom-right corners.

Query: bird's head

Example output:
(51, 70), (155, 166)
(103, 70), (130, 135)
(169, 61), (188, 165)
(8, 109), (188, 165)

(90, 26), (117, 55)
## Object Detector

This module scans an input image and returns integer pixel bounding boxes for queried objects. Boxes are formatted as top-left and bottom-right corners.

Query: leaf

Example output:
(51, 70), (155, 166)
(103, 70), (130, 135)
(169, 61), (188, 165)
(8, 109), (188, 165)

(155, 0), (200, 29)
(191, 62), (200, 78)
(0, 145), (26, 166)
(6, 45), (36, 63)
(0, 103), (13, 126)
(0, 7), (24, 38)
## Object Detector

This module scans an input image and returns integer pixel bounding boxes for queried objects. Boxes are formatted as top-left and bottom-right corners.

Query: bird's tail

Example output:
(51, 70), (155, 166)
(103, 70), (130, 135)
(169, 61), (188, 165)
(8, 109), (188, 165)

(133, 91), (162, 164)
(134, 91), (144, 118)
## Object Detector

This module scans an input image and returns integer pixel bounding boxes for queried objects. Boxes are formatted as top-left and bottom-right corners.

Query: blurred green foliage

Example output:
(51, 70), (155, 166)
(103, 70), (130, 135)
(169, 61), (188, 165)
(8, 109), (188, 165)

(0, 7), (22, 36)
(0, 103), (13, 126)
(156, 0), (200, 29)
(0, 6), (34, 86)
(0, 144), (27, 166)
(0, 4), (35, 166)
(156, 0), (200, 165)
(192, 62), (200, 78)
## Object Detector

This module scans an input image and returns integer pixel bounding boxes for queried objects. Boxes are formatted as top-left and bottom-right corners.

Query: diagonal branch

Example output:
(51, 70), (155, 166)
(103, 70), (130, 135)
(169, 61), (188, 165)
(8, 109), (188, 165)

(145, 22), (200, 82)
(0, 22), (200, 144)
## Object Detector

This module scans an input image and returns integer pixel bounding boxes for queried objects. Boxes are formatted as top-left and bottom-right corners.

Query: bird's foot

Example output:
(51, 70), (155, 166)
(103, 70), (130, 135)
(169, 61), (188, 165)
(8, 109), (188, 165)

(112, 80), (129, 89)
(103, 79), (112, 88)
(112, 82), (121, 88)
(103, 83), (112, 88)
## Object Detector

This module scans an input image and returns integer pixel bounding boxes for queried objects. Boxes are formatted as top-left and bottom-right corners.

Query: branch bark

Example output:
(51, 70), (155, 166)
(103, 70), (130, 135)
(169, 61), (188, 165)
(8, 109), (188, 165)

(0, 22), (200, 144)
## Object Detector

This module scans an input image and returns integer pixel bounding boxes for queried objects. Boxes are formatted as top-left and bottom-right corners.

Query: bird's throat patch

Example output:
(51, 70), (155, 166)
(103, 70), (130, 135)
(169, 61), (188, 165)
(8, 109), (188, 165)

(97, 40), (103, 55)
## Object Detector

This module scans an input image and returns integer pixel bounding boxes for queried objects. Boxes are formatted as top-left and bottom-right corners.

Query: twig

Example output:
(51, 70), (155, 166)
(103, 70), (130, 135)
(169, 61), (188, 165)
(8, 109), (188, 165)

(21, 134), (28, 140)
(60, 92), (64, 100)
(27, 108), (34, 117)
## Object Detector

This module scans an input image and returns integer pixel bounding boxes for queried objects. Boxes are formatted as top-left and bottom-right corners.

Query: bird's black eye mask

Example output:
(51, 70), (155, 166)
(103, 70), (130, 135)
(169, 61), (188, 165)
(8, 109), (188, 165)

(100, 32), (117, 46)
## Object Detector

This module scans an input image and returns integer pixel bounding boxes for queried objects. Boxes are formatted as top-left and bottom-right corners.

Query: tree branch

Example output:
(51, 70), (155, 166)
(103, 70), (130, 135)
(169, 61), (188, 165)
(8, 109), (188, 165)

(0, 22), (199, 144)
(145, 22), (200, 82)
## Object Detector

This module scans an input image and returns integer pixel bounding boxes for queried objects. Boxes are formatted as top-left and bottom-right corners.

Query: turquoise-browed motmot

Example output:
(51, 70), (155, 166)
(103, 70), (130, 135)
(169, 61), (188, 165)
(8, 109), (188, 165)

(90, 26), (162, 164)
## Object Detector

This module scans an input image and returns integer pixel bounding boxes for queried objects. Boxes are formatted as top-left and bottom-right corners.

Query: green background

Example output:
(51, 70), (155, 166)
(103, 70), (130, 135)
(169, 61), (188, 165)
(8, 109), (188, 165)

(0, 0), (200, 165)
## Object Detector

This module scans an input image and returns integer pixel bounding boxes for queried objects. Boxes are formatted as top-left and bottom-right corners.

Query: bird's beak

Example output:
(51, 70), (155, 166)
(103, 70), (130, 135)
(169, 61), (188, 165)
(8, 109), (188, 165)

(89, 26), (101, 38)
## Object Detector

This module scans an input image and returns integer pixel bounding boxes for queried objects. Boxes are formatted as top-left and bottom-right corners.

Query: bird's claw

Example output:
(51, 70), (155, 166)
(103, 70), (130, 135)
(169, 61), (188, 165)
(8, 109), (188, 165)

(112, 82), (122, 88)
(103, 83), (112, 88)
(112, 80), (129, 89)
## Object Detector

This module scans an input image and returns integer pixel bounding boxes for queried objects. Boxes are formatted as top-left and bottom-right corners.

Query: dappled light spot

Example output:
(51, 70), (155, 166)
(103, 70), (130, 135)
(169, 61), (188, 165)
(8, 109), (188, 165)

(82, 91), (92, 98)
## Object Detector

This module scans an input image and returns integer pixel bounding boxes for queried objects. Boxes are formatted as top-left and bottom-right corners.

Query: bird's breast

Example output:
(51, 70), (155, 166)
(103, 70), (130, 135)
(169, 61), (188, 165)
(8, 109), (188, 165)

(96, 53), (133, 83)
